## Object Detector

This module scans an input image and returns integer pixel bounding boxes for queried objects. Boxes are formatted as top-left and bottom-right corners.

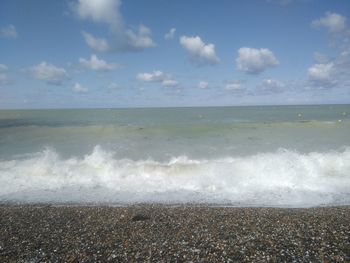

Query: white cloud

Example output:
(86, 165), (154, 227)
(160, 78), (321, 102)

(0, 74), (10, 85)
(137, 70), (168, 82)
(73, 0), (123, 27)
(137, 70), (178, 87)
(0, 64), (8, 72)
(312, 12), (347, 33)
(108, 82), (119, 90)
(124, 24), (156, 50)
(257, 78), (285, 94)
(73, 0), (155, 52)
(82, 31), (109, 52)
(179, 36), (220, 65)
(198, 81), (209, 89)
(306, 13), (350, 90)
(306, 45), (350, 89)
(161, 79), (178, 87)
(0, 64), (10, 85)
(0, 25), (17, 39)
(73, 82), (89, 93)
(79, 54), (119, 71)
(236, 47), (279, 74)
(28, 62), (69, 85)
(313, 52), (330, 64)
(337, 49), (350, 73)
(307, 62), (334, 83)
(164, 28), (176, 40)
(262, 78), (284, 89)
(225, 81), (244, 91)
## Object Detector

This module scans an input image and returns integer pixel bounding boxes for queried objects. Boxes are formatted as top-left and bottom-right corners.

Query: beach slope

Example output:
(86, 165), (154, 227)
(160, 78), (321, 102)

(0, 205), (349, 262)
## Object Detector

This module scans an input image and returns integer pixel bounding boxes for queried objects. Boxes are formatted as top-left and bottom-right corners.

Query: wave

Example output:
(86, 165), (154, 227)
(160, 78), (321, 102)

(1, 146), (350, 207)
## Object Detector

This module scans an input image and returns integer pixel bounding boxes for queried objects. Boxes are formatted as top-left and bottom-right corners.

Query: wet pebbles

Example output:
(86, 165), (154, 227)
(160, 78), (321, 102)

(0, 205), (349, 262)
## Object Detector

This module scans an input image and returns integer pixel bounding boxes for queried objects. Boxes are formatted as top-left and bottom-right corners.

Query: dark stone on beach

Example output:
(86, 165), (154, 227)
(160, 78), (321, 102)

(131, 213), (151, 221)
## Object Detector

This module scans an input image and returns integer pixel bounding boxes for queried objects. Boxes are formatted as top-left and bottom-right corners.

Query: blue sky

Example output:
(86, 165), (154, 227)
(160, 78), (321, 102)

(0, 0), (350, 108)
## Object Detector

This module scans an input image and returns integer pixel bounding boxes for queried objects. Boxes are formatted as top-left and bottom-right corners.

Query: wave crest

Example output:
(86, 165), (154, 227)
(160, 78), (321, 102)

(1, 146), (350, 206)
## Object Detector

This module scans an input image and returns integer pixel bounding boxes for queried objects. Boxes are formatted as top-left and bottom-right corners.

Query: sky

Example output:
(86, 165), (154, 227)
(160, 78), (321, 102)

(0, 0), (350, 109)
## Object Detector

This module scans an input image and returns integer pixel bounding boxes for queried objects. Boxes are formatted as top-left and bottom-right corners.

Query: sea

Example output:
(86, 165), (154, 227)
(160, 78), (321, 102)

(0, 105), (349, 207)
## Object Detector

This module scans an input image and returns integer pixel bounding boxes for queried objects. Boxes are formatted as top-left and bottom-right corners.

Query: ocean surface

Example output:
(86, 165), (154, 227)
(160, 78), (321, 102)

(0, 105), (349, 207)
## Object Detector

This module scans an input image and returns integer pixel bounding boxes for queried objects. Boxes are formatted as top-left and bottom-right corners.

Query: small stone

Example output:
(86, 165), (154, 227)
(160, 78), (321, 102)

(131, 214), (150, 221)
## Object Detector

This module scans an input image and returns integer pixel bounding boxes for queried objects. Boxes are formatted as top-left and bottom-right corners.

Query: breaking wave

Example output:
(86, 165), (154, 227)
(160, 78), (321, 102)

(1, 146), (350, 207)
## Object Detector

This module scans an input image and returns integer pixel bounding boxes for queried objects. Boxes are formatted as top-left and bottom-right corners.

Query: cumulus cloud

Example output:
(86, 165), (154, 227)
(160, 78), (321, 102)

(0, 74), (10, 85)
(337, 49), (350, 74)
(198, 81), (209, 89)
(161, 79), (178, 87)
(164, 28), (176, 40)
(306, 49), (350, 89)
(262, 78), (284, 89)
(124, 25), (156, 50)
(179, 36), (220, 65)
(137, 70), (178, 87)
(82, 31), (109, 52)
(72, 0), (155, 52)
(0, 64), (11, 85)
(257, 78), (285, 94)
(236, 47), (279, 74)
(79, 54), (119, 71)
(28, 62), (69, 85)
(137, 70), (168, 82)
(307, 63), (334, 82)
(0, 64), (10, 85)
(306, 13), (350, 90)
(225, 81), (244, 91)
(108, 82), (119, 90)
(0, 64), (8, 72)
(73, 0), (123, 27)
(313, 52), (330, 64)
(312, 12), (347, 33)
(162, 80), (178, 88)
(73, 82), (88, 93)
(0, 25), (17, 39)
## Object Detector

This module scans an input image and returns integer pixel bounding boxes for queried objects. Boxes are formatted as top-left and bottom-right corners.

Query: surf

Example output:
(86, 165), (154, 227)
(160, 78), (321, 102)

(1, 145), (349, 207)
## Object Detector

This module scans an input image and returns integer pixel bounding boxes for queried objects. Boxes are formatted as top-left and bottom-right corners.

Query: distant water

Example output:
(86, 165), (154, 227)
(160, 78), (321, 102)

(0, 105), (350, 207)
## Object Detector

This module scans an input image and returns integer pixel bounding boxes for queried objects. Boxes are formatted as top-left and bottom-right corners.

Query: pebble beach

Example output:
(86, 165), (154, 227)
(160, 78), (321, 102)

(0, 205), (349, 262)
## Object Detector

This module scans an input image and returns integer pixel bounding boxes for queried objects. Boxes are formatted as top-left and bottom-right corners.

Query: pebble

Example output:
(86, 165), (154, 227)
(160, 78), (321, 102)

(0, 205), (349, 262)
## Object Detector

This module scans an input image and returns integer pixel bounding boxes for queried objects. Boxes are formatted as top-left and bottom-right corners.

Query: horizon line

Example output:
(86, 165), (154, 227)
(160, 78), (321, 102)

(0, 102), (349, 111)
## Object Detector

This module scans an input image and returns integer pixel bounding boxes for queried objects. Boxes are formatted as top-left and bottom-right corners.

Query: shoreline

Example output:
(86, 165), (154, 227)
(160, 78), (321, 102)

(1, 202), (350, 209)
(1, 205), (349, 262)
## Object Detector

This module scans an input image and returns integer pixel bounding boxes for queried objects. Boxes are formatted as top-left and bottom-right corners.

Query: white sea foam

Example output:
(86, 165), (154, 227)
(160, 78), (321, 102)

(0, 146), (350, 207)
